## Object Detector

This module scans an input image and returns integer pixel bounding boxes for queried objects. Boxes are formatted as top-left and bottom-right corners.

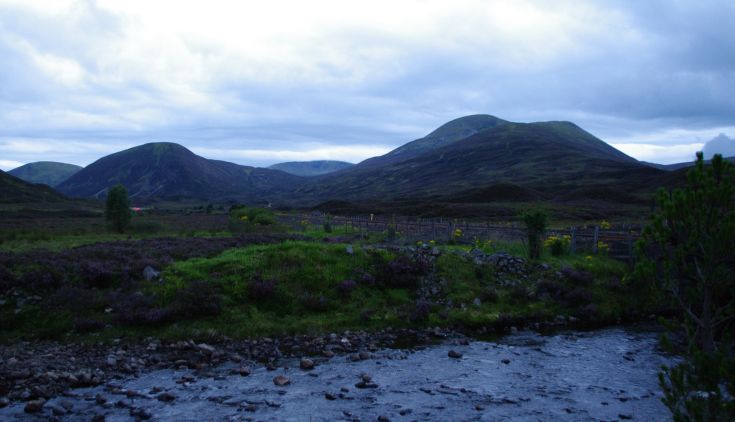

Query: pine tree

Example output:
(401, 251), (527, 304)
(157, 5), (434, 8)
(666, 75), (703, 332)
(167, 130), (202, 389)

(105, 184), (131, 233)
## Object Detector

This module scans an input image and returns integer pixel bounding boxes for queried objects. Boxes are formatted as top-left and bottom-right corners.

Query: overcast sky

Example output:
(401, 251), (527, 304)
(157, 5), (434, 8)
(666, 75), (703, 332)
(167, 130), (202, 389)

(1, 0), (734, 170)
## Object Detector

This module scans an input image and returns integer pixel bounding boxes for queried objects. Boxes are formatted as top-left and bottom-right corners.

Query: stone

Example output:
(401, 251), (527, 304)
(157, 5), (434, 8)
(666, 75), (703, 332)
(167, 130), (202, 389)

(197, 343), (216, 355)
(0, 397), (9, 408)
(157, 392), (176, 402)
(24, 398), (45, 413)
(325, 392), (337, 400)
(91, 415), (106, 422)
(378, 416), (391, 422)
(448, 350), (463, 359)
(501, 358), (511, 364)
(273, 375), (290, 386)
(142, 266), (160, 281)
(300, 358), (315, 370)
(47, 403), (67, 416)
(345, 245), (354, 255)
(237, 366), (251, 376)
(95, 394), (107, 405)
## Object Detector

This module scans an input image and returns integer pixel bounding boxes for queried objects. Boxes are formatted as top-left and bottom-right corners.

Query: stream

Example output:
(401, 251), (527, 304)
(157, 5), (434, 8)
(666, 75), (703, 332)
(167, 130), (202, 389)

(0, 326), (674, 421)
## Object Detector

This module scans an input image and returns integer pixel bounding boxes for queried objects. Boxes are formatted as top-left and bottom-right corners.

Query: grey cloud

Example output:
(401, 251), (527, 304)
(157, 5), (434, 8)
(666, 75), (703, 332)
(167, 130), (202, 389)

(703, 134), (735, 158)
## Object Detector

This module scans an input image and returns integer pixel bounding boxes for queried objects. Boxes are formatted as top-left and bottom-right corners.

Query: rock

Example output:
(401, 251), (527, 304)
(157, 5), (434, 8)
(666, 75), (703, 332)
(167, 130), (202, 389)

(243, 403), (258, 412)
(472, 297), (481, 307)
(157, 392), (176, 402)
(24, 398), (45, 413)
(91, 415), (106, 422)
(0, 397), (9, 408)
(273, 375), (290, 386)
(325, 392), (337, 400)
(345, 245), (354, 255)
(130, 407), (152, 420)
(475, 404), (485, 411)
(359, 351), (370, 360)
(95, 394), (107, 405)
(300, 358), (315, 370)
(237, 366), (251, 376)
(619, 414), (633, 420)
(378, 416), (391, 422)
(47, 403), (67, 416)
(448, 350), (463, 359)
(355, 381), (379, 389)
(197, 343), (216, 355)
(501, 358), (511, 364)
(142, 266), (160, 281)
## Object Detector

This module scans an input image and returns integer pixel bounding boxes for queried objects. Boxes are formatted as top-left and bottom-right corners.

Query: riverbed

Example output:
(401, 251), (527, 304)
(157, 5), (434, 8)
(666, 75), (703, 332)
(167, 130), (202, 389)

(0, 326), (673, 421)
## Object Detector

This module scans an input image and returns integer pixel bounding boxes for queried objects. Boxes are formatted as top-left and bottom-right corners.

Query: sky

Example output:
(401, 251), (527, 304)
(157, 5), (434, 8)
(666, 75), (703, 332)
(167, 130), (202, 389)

(1, 0), (734, 170)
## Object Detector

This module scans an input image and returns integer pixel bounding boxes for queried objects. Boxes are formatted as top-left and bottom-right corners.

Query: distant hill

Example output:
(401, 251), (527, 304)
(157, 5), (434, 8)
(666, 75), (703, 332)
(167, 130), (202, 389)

(0, 170), (68, 203)
(56, 142), (304, 201)
(268, 160), (353, 176)
(644, 156), (735, 171)
(8, 161), (82, 187)
(296, 117), (650, 204)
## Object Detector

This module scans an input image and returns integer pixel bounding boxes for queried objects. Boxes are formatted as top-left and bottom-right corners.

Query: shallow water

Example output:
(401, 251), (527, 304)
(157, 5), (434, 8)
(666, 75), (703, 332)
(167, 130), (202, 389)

(1, 327), (674, 421)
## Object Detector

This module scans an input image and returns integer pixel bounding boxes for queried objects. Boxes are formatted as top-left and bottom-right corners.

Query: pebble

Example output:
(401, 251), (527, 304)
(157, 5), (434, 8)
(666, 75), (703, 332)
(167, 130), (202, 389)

(325, 392), (337, 400)
(300, 358), (315, 370)
(0, 397), (9, 408)
(501, 359), (511, 364)
(238, 366), (251, 376)
(157, 392), (176, 402)
(448, 350), (463, 359)
(24, 398), (45, 413)
(273, 375), (290, 386)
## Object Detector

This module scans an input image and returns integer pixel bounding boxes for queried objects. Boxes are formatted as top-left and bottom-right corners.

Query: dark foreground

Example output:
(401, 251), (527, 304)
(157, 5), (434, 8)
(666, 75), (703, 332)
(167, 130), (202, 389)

(0, 326), (673, 421)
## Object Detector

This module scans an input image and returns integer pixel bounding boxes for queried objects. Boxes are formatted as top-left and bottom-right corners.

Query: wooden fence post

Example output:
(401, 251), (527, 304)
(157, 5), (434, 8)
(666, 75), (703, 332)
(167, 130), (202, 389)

(570, 227), (577, 254)
(592, 226), (599, 254)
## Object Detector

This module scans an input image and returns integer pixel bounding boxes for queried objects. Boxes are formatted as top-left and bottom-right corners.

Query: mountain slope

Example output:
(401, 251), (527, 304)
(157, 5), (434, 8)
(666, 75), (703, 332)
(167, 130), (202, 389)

(0, 170), (68, 203)
(268, 160), (354, 176)
(296, 119), (648, 203)
(57, 142), (304, 201)
(8, 161), (82, 187)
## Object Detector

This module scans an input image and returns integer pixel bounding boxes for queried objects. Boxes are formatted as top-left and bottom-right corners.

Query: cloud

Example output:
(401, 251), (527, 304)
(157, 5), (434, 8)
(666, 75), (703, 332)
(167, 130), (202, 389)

(611, 143), (704, 164)
(0, 0), (733, 167)
(0, 159), (25, 171)
(702, 134), (735, 158)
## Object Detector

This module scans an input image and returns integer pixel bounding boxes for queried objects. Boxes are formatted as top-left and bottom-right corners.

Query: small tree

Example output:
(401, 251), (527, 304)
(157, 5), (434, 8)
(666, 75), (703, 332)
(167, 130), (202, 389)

(105, 184), (131, 233)
(637, 153), (735, 420)
(520, 208), (547, 259)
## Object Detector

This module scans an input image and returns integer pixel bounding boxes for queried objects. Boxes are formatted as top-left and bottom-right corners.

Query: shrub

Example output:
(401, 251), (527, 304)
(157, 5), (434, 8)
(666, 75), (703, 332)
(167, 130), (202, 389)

(48, 286), (98, 312)
(536, 279), (565, 300)
(337, 279), (357, 297)
(73, 318), (106, 333)
(544, 235), (570, 256)
(411, 300), (432, 322)
(79, 261), (116, 288)
(520, 208), (547, 259)
(301, 293), (329, 312)
(561, 267), (594, 285)
(479, 286), (499, 302)
(564, 287), (593, 307)
(170, 280), (223, 319)
(105, 184), (131, 233)
(377, 255), (430, 289)
(112, 292), (159, 326)
(247, 273), (278, 301)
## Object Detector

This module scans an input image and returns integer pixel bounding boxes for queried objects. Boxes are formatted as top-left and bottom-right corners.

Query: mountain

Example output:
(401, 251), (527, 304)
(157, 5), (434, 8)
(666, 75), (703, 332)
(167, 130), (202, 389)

(644, 156), (735, 171)
(268, 160), (354, 176)
(8, 161), (82, 187)
(296, 117), (650, 204)
(57, 142), (304, 201)
(0, 170), (67, 203)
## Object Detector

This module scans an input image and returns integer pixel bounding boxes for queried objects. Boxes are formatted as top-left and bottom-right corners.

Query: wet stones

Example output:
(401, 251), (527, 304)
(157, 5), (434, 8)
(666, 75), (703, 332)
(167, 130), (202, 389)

(23, 398), (45, 413)
(299, 358), (315, 370)
(501, 358), (511, 364)
(273, 375), (290, 386)
(448, 350), (463, 359)
(237, 366), (251, 376)
(0, 397), (9, 408)
(355, 373), (378, 389)
(157, 392), (176, 402)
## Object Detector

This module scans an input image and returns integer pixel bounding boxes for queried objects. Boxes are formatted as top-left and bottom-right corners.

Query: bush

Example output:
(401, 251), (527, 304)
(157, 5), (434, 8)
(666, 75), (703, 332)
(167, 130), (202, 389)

(337, 279), (357, 297)
(170, 280), (223, 319)
(73, 318), (106, 333)
(536, 279), (565, 300)
(520, 208), (547, 259)
(301, 293), (329, 313)
(411, 300), (432, 322)
(247, 273), (278, 301)
(377, 255), (430, 289)
(564, 287), (593, 307)
(544, 235), (570, 256)
(479, 286), (499, 302)
(105, 184), (131, 233)
(561, 267), (594, 285)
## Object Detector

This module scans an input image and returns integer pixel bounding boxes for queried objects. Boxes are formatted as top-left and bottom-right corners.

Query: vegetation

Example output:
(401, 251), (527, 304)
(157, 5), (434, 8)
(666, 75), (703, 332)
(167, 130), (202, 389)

(105, 184), (131, 233)
(637, 153), (735, 421)
(521, 208), (547, 259)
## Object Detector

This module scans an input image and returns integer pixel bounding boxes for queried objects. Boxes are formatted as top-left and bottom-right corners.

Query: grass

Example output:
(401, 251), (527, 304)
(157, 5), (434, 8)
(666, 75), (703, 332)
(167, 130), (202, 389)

(0, 208), (652, 342)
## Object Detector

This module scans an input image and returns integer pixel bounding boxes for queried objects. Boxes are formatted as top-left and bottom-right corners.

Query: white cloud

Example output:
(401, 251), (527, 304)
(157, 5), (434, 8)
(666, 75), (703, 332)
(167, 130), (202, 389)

(612, 143), (704, 164)
(0, 159), (24, 171)
(191, 145), (392, 166)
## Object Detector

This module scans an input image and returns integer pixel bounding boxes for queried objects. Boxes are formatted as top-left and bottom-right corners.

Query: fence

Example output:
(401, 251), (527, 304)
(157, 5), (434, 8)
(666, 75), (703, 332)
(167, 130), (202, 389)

(279, 213), (641, 264)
